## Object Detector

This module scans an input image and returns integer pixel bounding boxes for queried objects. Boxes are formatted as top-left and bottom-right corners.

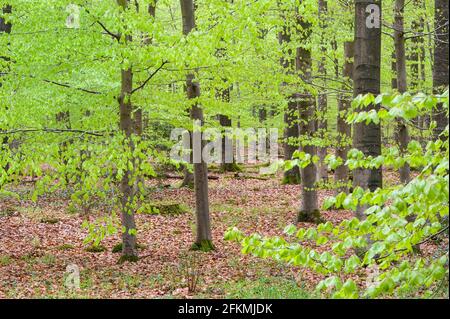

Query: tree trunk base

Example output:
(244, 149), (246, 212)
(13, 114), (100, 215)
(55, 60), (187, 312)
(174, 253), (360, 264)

(180, 172), (195, 188)
(191, 240), (215, 252)
(297, 209), (324, 224)
(118, 255), (139, 264)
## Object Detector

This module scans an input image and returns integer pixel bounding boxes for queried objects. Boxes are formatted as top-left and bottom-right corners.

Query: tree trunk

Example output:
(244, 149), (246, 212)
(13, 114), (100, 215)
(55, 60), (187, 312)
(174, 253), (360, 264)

(1, 5), (12, 172)
(432, 0), (449, 141)
(316, 0), (328, 182)
(117, 0), (138, 262)
(353, 0), (383, 220)
(335, 41), (354, 194)
(394, 0), (411, 184)
(218, 87), (238, 172)
(296, 6), (321, 224)
(180, 0), (214, 251)
(283, 100), (301, 184)
(279, 22), (301, 185)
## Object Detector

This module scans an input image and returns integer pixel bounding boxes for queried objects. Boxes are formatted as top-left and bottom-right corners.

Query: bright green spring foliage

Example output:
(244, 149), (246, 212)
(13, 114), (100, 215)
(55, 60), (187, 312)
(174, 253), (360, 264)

(225, 91), (449, 299)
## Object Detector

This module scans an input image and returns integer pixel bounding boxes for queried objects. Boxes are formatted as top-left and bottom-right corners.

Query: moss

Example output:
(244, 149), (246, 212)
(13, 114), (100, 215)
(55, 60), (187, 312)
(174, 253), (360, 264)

(297, 210), (324, 224)
(282, 174), (301, 185)
(118, 255), (139, 264)
(40, 217), (59, 224)
(112, 242), (146, 253)
(0, 255), (12, 266)
(191, 240), (215, 252)
(57, 244), (75, 251)
(139, 202), (189, 216)
(85, 245), (106, 253)
(219, 162), (242, 173)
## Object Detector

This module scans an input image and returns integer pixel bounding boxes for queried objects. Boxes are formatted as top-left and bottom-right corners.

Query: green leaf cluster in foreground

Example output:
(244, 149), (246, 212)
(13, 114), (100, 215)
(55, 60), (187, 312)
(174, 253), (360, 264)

(225, 91), (449, 299)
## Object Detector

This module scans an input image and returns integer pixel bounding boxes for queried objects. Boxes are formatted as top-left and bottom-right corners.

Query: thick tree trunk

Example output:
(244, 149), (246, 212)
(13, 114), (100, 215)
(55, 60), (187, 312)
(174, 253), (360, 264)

(353, 0), (383, 220)
(180, 0), (213, 251)
(119, 67), (138, 261)
(335, 41), (354, 194)
(296, 7), (321, 224)
(316, 0), (328, 182)
(432, 0), (449, 141)
(394, 0), (411, 184)
(279, 24), (301, 185)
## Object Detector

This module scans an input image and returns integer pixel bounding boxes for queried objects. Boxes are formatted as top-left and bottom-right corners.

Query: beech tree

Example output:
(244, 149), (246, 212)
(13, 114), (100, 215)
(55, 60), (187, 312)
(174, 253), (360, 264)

(180, 0), (214, 251)
(352, 0), (383, 219)
(0, 5), (11, 169)
(296, 3), (321, 223)
(393, 0), (411, 184)
(279, 6), (301, 185)
(335, 41), (354, 194)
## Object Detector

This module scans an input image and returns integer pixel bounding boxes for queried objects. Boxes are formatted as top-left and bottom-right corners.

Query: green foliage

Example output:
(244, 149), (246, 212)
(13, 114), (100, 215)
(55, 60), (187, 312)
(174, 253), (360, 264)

(225, 92), (449, 299)
(191, 240), (215, 252)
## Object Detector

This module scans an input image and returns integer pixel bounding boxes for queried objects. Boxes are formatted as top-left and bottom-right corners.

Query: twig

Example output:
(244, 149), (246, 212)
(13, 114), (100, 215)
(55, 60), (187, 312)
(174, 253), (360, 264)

(131, 61), (169, 94)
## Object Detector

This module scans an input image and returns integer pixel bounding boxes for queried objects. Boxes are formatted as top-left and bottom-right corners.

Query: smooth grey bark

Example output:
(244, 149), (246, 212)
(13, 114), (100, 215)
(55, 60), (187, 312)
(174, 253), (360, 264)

(296, 6), (321, 223)
(117, 0), (138, 261)
(432, 0), (449, 141)
(180, 0), (213, 251)
(316, 0), (328, 182)
(279, 23), (301, 185)
(1, 6), (12, 172)
(353, 0), (383, 220)
(394, 0), (411, 184)
(335, 41), (354, 194)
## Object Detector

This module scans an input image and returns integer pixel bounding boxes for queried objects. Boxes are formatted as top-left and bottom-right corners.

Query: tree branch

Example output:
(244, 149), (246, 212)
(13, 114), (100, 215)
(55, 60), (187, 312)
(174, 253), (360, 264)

(0, 128), (107, 137)
(131, 60), (168, 94)
(42, 79), (103, 95)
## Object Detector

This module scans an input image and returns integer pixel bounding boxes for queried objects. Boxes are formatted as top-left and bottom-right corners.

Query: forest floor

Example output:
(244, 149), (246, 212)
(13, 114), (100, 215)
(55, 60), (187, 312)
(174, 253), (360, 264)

(0, 166), (446, 299)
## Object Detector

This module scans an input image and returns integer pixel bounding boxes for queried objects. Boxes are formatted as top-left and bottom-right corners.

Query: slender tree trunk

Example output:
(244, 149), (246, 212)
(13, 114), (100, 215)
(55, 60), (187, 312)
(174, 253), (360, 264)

(279, 23), (301, 185)
(296, 6), (321, 223)
(353, 0), (383, 220)
(180, 0), (213, 251)
(316, 0), (328, 182)
(394, 0), (411, 184)
(432, 0), (449, 141)
(283, 100), (302, 184)
(117, 0), (138, 261)
(56, 111), (71, 183)
(1, 6), (12, 171)
(335, 41), (354, 194)
(217, 87), (238, 172)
